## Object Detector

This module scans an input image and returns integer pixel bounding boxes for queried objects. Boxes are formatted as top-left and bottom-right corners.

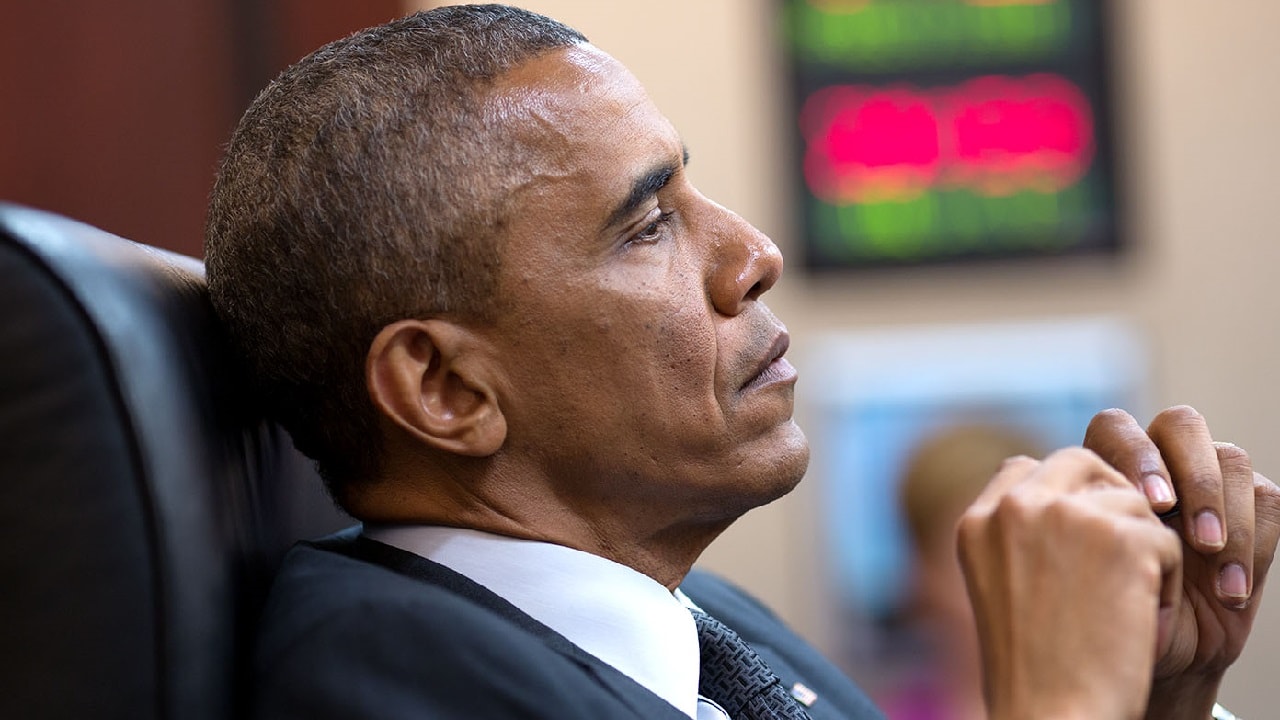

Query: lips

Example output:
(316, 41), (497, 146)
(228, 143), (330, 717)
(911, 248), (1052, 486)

(740, 330), (797, 391)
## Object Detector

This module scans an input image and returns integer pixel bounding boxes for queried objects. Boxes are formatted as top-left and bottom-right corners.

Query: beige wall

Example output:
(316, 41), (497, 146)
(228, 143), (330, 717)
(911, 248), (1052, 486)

(421, 1), (1280, 713)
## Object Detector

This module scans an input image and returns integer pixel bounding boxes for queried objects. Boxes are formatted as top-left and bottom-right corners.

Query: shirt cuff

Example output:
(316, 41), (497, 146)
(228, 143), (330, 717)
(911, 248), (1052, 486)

(1212, 702), (1241, 720)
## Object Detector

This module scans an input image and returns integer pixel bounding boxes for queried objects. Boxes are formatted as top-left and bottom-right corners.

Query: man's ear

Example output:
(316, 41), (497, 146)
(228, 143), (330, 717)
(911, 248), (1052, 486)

(366, 319), (507, 457)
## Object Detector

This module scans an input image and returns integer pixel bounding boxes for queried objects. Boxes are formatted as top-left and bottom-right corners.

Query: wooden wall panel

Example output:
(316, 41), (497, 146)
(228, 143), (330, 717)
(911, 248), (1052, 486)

(0, 1), (405, 258)
(0, 1), (235, 256)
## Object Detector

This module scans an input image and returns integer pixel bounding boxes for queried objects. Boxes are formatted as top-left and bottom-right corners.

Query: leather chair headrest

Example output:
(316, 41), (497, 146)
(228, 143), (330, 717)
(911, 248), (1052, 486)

(0, 203), (347, 719)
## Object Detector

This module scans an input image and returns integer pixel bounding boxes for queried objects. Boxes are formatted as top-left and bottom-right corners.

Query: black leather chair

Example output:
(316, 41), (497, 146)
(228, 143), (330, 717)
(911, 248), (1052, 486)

(0, 204), (349, 719)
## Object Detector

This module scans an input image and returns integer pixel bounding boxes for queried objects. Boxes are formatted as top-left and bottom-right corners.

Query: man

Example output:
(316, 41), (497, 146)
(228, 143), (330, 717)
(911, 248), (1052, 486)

(205, 5), (1279, 719)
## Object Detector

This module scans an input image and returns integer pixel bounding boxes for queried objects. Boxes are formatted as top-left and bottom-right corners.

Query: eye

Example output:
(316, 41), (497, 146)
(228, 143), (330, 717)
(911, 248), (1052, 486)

(628, 210), (675, 246)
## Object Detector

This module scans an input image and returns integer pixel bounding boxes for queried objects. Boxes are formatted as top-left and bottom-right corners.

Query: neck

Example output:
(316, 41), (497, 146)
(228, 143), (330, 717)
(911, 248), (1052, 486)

(349, 465), (736, 590)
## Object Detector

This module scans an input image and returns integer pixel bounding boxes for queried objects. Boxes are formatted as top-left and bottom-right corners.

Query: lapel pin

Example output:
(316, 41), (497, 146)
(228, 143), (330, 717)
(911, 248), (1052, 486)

(790, 682), (818, 707)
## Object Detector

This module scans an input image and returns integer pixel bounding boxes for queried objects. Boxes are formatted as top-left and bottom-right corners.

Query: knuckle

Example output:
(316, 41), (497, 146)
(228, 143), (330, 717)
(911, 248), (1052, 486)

(997, 454), (1037, 473)
(1113, 519), (1164, 566)
(1216, 442), (1252, 474)
(1229, 523), (1255, 551)
(1082, 410), (1154, 469)
(1045, 446), (1129, 487)
(1183, 468), (1223, 494)
(1253, 474), (1280, 520)
(1088, 407), (1132, 429)
(1136, 551), (1167, 592)
(1251, 474), (1280, 567)
(1254, 472), (1280, 504)
(1149, 404), (1206, 434)
(1045, 445), (1096, 465)
(1040, 495), (1074, 525)
(992, 490), (1024, 516)
(954, 514), (990, 564)
(991, 488), (1037, 524)
(1083, 408), (1133, 443)
(1113, 488), (1153, 515)
(1181, 483), (1221, 508)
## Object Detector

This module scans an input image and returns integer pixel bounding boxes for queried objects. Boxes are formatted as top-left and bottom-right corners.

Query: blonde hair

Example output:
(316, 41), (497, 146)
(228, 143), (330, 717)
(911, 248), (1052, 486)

(899, 423), (1044, 552)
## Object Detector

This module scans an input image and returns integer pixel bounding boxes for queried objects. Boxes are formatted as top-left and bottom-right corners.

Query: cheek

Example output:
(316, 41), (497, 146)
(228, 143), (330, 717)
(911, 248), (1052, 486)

(628, 308), (728, 442)
(501, 267), (724, 429)
(619, 296), (714, 379)
(573, 294), (722, 422)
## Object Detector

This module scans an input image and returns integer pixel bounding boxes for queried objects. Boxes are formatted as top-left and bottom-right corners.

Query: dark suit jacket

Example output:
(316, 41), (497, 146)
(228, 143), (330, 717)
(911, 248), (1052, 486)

(251, 528), (885, 719)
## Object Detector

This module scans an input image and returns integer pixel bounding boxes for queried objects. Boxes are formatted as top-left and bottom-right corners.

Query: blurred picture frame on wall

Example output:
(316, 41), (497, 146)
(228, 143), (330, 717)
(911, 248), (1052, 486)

(779, 0), (1122, 270)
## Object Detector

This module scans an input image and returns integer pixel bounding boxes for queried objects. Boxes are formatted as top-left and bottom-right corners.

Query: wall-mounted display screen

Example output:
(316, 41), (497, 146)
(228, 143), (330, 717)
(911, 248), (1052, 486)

(782, 0), (1119, 269)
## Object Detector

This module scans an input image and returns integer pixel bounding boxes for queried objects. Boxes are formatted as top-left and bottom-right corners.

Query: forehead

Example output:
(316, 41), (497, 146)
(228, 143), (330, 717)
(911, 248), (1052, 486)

(487, 44), (682, 199)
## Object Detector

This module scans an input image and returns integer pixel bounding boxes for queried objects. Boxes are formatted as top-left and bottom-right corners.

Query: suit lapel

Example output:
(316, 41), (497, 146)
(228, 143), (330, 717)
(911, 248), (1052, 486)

(750, 642), (861, 720)
(316, 534), (691, 720)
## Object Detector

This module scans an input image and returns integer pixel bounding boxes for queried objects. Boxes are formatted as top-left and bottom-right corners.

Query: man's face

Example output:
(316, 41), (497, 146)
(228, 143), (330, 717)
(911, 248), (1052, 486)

(482, 45), (809, 530)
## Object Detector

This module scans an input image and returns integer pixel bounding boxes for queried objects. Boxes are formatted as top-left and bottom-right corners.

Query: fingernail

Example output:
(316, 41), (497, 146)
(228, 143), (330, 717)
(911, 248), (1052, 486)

(1219, 562), (1249, 600)
(1142, 474), (1173, 504)
(1195, 511), (1225, 548)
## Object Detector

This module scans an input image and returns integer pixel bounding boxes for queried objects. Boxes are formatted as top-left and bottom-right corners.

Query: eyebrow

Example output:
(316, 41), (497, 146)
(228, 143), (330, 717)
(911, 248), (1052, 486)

(602, 145), (691, 231)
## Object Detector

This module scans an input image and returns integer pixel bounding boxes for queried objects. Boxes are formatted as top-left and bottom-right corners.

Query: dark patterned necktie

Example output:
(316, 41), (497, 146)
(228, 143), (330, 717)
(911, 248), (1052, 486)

(692, 609), (812, 720)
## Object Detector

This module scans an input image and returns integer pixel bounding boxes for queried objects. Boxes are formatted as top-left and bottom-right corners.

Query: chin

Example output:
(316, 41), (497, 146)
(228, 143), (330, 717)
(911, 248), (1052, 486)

(773, 417), (810, 464)
(730, 421), (811, 510)
(768, 423), (811, 496)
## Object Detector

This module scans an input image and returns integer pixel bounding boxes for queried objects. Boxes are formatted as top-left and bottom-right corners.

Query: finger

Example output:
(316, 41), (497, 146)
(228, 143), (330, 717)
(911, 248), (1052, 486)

(1070, 484), (1166, 521)
(1146, 517), (1184, 658)
(1250, 472), (1280, 595)
(1148, 406), (1225, 553)
(1083, 408), (1175, 511)
(959, 450), (1133, 556)
(1214, 443), (1255, 608)
(966, 454), (1039, 515)
(1147, 517), (1183, 611)
(1073, 490), (1184, 656)
(1034, 446), (1133, 493)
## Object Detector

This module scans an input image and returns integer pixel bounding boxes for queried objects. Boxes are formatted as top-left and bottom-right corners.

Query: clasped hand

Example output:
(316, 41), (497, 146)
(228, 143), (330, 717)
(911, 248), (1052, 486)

(958, 406), (1280, 720)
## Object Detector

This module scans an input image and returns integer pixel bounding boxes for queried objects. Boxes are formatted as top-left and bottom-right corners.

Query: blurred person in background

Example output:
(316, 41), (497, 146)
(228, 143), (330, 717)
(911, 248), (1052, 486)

(883, 424), (1045, 720)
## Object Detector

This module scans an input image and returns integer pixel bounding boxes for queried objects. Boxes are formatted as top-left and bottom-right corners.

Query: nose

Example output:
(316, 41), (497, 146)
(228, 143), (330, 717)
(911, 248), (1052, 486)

(705, 202), (783, 316)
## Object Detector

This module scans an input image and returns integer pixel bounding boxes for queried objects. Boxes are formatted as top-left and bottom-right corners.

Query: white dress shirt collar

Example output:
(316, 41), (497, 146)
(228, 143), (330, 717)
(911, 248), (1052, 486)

(365, 524), (709, 719)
